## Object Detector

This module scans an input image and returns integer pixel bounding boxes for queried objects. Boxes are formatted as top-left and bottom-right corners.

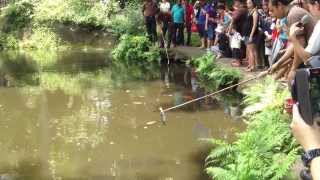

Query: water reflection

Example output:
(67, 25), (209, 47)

(159, 64), (219, 113)
(0, 50), (245, 180)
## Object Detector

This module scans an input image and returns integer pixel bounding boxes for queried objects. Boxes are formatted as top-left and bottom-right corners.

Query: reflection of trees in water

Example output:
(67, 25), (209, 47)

(0, 68), (115, 179)
(110, 61), (160, 86)
(0, 52), (39, 87)
(158, 63), (221, 112)
(0, 89), (112, 179)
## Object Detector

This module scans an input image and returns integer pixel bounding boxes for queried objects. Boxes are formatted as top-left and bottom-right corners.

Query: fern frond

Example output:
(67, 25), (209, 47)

(206, 167), (235, 180)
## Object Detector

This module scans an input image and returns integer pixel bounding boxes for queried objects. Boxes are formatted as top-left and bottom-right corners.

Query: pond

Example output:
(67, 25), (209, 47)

(0, 50), (245, 180)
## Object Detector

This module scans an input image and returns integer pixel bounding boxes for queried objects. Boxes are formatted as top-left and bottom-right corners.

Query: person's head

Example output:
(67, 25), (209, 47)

(247, 0), (257, 9)
(234, 0), (246, 9)
(162, 0), (167, 2)
(306, 0), (320, 19)
(217, 4), (226, 14)
(200, 0), (206, 6)
(177, 0), (182, 5)
(268, 0), (290, 18)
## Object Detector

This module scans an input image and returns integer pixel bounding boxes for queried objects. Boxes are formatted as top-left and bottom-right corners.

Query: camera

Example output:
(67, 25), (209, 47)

(291, 57), (320, 125)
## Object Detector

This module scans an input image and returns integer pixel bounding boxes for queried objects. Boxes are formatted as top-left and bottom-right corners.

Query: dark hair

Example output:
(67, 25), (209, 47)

(234, 0), (246, 4)
(270, 0), (291, 6)
(306, 0), (320, 4)
(250, 0), (258, 7)
(217, 4), (226, 9)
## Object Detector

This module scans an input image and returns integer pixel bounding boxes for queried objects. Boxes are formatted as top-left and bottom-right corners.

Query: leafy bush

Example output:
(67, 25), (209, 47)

(33, 0), (114, 28)
(204, 80), (299, 180)
(0, 33), (20, 49)
(191, 54), (242, 91)
(111, 34), (160, 65)
(107, 3), (145, 37)
(1, 0), (34, 33)
(22, 26), (68, 50)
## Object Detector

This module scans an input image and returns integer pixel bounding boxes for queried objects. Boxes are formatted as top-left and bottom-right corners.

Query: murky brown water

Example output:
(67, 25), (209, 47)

(0, 50), (245, 180)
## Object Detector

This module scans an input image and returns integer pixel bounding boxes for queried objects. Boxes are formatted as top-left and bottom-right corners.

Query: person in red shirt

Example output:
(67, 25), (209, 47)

(182, 0), (194, 46)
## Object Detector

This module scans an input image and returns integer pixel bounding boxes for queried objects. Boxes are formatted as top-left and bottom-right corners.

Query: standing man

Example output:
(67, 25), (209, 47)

(143, 0), (159, 43)
(205, 1), (217, 51)
(159, 0), (172, 48)
(195, 0), (207, 49)
(182, 0), (194, 46)
(172, 0), (185, 46)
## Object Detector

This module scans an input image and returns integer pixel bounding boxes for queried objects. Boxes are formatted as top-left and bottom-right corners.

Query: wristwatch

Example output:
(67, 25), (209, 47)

(301, 148), (320, 167)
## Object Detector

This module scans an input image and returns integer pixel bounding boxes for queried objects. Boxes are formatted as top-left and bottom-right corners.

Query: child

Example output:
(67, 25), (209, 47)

(229, 26), (242, 67)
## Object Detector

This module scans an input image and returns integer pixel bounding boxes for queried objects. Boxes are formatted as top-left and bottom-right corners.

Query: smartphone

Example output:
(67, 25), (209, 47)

(309, 68), (320, 123)
(291, 68), (320, 125)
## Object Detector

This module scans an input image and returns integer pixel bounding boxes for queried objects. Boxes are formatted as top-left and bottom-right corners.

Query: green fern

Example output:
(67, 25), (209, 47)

(204, 80), (299, 180)
(206, 167), (236, 180)
(192, 54), (242, 91)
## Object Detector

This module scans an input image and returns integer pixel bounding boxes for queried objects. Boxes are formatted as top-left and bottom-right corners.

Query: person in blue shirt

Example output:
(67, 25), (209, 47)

(195, 0), (207, 48)
(205, 2), (217, 50)
(171, 0), (185, 46)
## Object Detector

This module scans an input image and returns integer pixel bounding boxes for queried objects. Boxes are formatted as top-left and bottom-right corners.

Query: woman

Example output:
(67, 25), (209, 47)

(243, 0), (259, 71)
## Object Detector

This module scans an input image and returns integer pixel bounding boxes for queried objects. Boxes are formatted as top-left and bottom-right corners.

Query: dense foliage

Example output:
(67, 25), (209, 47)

(205, 78), (299, 180)
(107, 2), (145, 37)
(1, 0), (34, 33)
(191, 54), (242, 91)
(0, 0), (120, 50)
(0, 0), (70, 50)
(33, 0), (114, 28)
(112, 34), (160, 65)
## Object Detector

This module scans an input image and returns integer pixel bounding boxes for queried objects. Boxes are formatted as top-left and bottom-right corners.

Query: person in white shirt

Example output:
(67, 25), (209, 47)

(159, 0), (170, 13)
(158, 0), (171, 48)
(229, 26), (242, 66)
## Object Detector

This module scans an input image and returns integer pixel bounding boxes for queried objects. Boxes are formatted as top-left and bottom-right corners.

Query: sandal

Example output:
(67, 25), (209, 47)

(231, 61), (241, 67)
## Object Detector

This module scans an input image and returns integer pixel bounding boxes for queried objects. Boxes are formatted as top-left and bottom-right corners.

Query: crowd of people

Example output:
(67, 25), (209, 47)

(142, 0), (319, 79)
